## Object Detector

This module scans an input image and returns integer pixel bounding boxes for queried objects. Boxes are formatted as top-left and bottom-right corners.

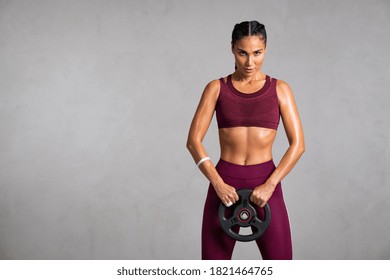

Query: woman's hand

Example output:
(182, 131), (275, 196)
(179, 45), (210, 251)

(213, 182), (239, 207)
(250, 183), (275, 208)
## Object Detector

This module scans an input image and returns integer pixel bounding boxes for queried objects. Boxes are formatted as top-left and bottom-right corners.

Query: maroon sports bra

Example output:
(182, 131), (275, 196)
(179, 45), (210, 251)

(215, 74), (280, 130)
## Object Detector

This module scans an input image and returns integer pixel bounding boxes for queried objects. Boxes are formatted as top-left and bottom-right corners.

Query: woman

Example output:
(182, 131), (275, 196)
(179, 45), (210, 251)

(186, 21), (305, 260)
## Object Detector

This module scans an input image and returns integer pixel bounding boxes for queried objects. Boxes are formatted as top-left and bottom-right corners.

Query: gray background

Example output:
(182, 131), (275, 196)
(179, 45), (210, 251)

(0, 0), (389, 260)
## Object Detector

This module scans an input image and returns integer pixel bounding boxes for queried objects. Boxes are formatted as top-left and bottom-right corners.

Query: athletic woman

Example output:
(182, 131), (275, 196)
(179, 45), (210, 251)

(186, 21), (305, 260)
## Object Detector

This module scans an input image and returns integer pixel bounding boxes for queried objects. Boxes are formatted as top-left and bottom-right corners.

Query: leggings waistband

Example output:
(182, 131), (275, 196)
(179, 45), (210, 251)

(216, 158), (276, 179)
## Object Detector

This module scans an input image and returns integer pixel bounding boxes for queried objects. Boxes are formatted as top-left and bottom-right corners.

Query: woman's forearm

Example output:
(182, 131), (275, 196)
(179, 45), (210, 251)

(267, 141), (305, 188)
(186, 139), (224, 188)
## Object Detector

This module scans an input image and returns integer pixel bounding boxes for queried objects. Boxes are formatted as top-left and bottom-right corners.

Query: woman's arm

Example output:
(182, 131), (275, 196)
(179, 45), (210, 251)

(251, 79), (305, 207)
(186, 80), (239, 206)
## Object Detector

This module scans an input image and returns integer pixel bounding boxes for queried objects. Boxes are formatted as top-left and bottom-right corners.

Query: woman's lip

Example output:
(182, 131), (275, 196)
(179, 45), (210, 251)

(245, 68), (255, 71)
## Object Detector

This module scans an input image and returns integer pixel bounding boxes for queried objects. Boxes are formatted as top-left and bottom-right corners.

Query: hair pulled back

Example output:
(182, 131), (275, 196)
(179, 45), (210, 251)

(231, 21), (267, 46)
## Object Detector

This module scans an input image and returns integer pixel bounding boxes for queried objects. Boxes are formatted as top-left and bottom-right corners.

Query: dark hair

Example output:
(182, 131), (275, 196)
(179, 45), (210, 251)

(231, 21), (267, 46)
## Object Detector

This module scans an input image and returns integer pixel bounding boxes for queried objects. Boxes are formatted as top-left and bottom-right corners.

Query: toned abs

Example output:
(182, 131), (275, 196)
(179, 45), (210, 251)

(219, 127), (276, 165)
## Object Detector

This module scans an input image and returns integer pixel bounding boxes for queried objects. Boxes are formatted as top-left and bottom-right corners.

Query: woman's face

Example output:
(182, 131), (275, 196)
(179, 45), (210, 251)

(232, 35), (266, 76)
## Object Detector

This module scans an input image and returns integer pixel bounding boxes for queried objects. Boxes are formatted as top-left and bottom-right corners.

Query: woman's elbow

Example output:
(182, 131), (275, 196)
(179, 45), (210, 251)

(290, 139), (305, 157)
(186, 137), (198, 154)
(297, 141), (305, 157)
(186, 139), (194, 152)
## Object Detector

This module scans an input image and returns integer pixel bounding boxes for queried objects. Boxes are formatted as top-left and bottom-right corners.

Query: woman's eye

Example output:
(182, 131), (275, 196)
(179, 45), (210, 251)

(255, 52), (262, 56)
(239, 51), (246, 56)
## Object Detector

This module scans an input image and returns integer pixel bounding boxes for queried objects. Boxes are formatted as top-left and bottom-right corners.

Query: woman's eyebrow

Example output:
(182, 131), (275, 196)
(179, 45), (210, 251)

(237, 48), (263, 53)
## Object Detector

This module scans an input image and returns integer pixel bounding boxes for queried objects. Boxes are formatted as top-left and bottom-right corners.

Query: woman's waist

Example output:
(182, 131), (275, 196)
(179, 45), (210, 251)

(219, 148), (273, 166)
(215, 157), (276, 179)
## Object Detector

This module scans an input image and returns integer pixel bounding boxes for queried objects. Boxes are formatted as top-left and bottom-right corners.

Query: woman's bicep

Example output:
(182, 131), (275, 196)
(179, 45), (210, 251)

(188, 80), (220, 143)
(276, 80), (304, 146)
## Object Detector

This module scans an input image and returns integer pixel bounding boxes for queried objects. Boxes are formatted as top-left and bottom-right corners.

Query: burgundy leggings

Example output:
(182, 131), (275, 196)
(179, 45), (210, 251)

(202, 159), (292, 260)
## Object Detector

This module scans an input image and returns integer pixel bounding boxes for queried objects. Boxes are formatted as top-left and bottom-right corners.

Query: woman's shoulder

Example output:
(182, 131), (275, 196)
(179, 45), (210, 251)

(275, 78), (292, 92)
(206, 78), (222, 87)
(201, 78), (222, 99)
(204, 78), (220, 91)
(274, 78), (295, 101)
(204, 74), (229, 92)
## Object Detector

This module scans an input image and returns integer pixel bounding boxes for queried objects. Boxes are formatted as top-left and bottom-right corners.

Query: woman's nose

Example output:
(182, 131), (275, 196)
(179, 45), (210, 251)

(245, 56), (253, 66)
